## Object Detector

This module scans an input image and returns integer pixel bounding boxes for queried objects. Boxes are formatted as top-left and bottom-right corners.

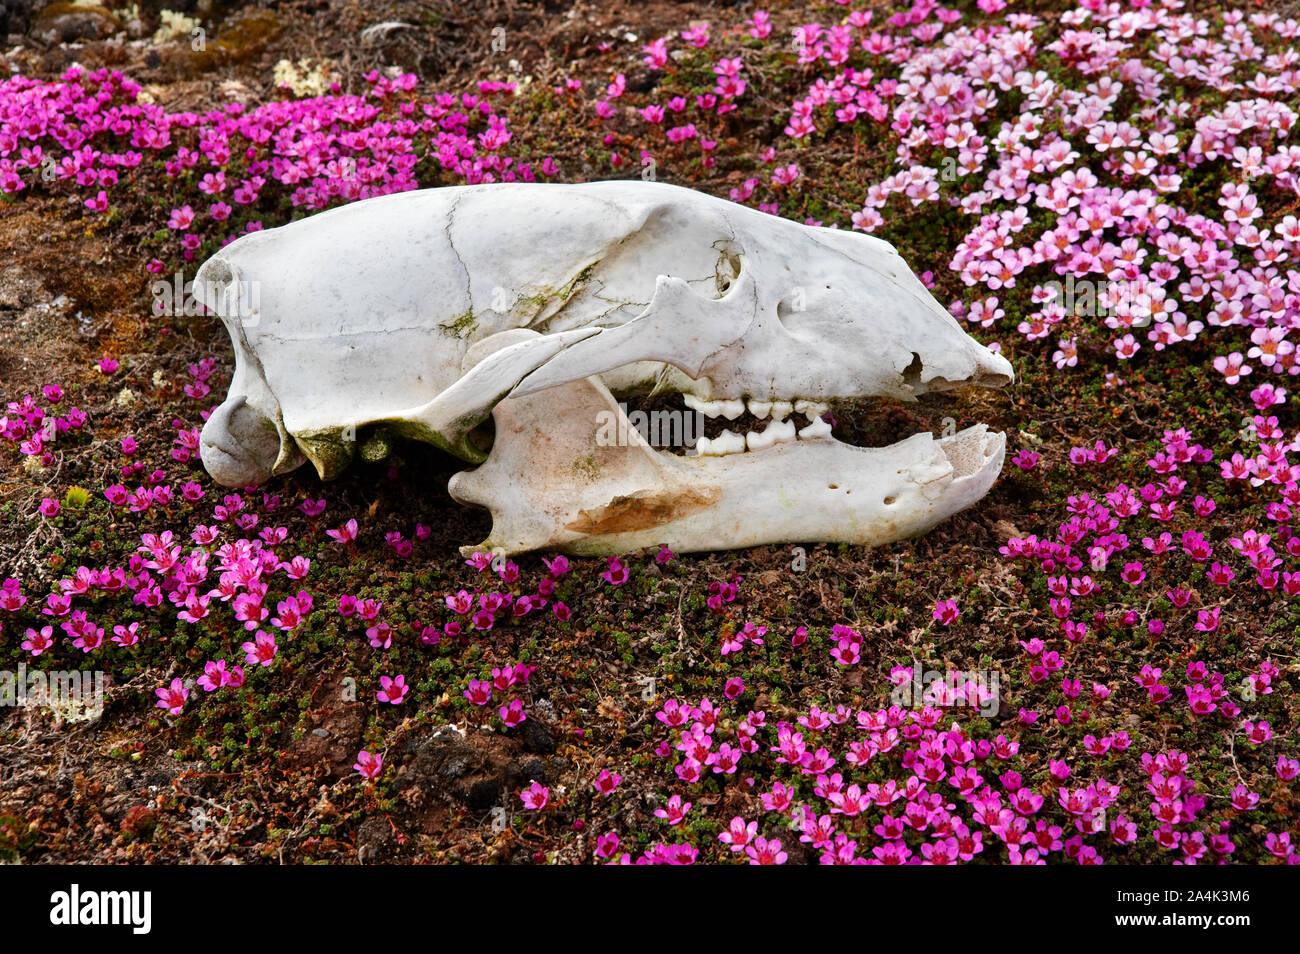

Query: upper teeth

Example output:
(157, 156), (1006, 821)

(794, 400), (828, 419)
(684, 395), (822, 422)
(684, 395), (745, 420)
(681, 394), (834, 456)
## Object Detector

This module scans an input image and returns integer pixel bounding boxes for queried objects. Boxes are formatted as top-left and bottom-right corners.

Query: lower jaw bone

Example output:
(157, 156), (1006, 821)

(448, 375), (1006, 557)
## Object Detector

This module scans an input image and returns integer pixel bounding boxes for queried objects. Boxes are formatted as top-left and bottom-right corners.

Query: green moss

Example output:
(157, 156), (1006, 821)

(439, 310), (478, 339)
(572, 455), (600, 481)
(203, 11), (284, 65)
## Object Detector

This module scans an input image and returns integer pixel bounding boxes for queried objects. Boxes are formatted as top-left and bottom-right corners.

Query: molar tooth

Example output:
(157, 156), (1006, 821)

(768, 418), (797, 444)
(683, 394), (745, 420)
(797, 416), (833, 440)
(746, 418), (796, 452)
(705, 428), (746, 456)
(717, 399), (745, 420)
(794, 400), (829, 419)
(747, 399), (771, 419)
(683, 394), (716, 418)
(769, 401), (792, 420)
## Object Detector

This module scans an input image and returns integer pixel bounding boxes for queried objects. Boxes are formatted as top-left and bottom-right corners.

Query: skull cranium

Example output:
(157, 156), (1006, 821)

(194, 181), (1013, 555)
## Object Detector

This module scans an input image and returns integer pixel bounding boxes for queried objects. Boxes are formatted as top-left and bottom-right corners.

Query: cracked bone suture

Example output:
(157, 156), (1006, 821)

(195, 181), (1014, 554)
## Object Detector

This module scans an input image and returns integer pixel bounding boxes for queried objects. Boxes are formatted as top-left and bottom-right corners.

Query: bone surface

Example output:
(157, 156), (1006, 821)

(196, 181), (1013, 555)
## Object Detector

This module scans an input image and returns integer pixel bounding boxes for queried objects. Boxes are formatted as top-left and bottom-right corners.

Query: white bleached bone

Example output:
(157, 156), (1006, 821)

(746, 418), (796, 452)
(794, 400), (829, 419)
(195, 181), (1013, 554)
(797, 417), (834, 441)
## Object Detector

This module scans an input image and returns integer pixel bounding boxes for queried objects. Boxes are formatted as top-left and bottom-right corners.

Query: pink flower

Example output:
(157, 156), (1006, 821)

(932, 599), (960, 625)
(745, 836), (787, 865)
(1243, 720), (1273, 745)
(353, 750), (383, 780)
(155, 678), (189, 715)
(38, 497), (59, 518)
(376, 674), (409, 705)
(299, 498), (327, 517)
(746, 10), (772, 39)
(241, 630), (278, 666)
(111, 622), (142, 647)
(366, 622), (393, 649)
(681, 22), (710, 48)
(654, 794), (691, 825)
(593, 770), (622, 795)
(499, 699), (527, 726)
(326, 519), (358, 545)
(642, 38), (669, 70)
(1011, 450), (1039, 470)
(1120, 562), (1146, 585)
(198, 659), (234, 692)
(761, 782), (794, 813)
(595, 832), (620, 858)
(520, 781), (549, 810)
(464, 679), (492, 706)
(1194, 607), (1221, 632)
(22, 625), (54, 656)
(602, 556), (629, 586)
(167, 205), (195, 230)
(719, 816), (758, 852)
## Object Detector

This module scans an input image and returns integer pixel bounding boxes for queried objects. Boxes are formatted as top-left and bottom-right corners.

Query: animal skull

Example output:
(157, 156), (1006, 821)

(194, 181), (1013, 555)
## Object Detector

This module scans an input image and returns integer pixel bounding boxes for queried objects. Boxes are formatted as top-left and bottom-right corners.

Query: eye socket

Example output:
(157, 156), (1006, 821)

(713, 243), (742, 298)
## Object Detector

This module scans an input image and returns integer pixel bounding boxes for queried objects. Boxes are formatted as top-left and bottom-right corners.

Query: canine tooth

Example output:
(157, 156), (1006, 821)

(748, 399), (771, 419)
(797, 416), (833, 440)
(795, 400), (829, 419)
(769, 401), (792, 420)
